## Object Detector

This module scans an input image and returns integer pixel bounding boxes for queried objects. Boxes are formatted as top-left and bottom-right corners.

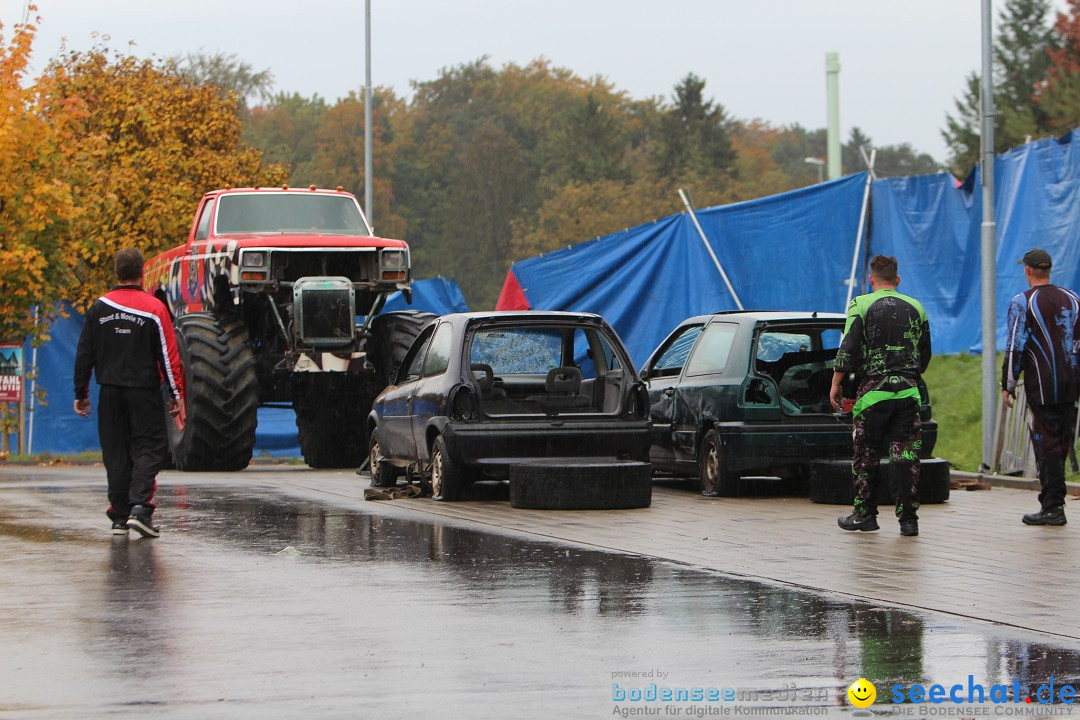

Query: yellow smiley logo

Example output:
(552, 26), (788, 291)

(847, 678), (876, 708)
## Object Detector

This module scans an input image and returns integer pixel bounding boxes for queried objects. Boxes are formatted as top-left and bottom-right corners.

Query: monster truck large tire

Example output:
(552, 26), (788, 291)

(808, 457), (950, 505)
(168, 313), (259, 471)
(366, 311), (438, 387)
(294, 374), (367, 469)
(509, 460), (653, 510)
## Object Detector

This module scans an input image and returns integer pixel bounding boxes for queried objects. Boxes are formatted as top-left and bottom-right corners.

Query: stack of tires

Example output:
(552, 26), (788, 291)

(808, 458), (951, 505)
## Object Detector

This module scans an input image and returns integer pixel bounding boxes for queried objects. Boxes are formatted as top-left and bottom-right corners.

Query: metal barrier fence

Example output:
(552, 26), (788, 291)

(992, 380), (1080, 476)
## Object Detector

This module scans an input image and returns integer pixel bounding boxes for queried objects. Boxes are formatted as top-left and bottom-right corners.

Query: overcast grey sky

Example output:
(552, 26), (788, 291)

(8, 1), (1072, 164)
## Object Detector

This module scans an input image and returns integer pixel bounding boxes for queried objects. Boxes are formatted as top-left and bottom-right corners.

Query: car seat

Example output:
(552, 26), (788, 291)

(532, 366), (591, 410)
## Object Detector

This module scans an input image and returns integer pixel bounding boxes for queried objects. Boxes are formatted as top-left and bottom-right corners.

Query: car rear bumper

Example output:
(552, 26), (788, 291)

(443, 419), (650, 468)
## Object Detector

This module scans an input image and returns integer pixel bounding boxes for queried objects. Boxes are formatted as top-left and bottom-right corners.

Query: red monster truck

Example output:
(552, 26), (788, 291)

(144, 186), (432, 470)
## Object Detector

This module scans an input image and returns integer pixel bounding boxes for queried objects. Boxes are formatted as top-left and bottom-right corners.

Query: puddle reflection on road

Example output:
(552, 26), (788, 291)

(0, 483), (1077, 718)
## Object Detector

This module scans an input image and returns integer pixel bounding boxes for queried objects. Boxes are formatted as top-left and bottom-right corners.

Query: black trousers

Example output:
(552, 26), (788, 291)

(98, 385), (167, 521)
(853, 397), (921, 521)
(1027, 401), (1077, 512)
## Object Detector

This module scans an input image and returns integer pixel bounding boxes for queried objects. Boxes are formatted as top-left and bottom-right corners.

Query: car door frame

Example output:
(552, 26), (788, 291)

(409, 320), (456, 462)
(671, 320), (743, 465)
(642, 322), (705, 472)
(379, 323), (436, 460)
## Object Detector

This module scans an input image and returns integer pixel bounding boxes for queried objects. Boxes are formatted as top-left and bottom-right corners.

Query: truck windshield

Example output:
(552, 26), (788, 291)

(215, 194), (369, 235)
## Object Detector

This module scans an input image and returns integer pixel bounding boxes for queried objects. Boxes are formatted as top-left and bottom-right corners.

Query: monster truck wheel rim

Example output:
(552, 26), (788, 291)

(431, 446), (444, 498)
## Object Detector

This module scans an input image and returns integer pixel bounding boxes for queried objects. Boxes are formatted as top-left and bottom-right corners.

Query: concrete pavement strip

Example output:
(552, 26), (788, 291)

(2, 463), (1076, 643)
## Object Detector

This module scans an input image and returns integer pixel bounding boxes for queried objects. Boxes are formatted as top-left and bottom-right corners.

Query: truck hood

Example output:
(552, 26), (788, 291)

(219, 233), (408, 250)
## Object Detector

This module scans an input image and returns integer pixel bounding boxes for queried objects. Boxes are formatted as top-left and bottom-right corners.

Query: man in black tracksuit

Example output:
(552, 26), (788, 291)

(74, 248), (185, 538)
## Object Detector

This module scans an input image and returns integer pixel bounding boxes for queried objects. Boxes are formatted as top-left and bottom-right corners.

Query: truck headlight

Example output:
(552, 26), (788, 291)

(381, 250), (406, 269)
(241, 251), (267, 268)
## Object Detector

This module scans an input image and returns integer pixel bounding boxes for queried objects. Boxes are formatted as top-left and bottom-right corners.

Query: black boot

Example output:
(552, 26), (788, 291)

(1022, 507), (1067, 526)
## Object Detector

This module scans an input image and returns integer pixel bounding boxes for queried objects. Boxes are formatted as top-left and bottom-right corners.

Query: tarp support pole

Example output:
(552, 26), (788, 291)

(844, 151), (876, 309)
(27, 339), (35, 456)
(26, 306), (37, 456)
(678, 189), (744, 311)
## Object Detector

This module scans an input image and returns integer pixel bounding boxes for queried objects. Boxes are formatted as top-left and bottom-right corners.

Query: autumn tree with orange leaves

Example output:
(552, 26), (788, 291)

(1038, 0), (1080, 132)
(36, 47), (286, 310)
(0, 9), (81, 346)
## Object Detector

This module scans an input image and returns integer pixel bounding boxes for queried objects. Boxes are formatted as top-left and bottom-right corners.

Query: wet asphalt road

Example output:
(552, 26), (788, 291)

(1, 470), (1079, 719)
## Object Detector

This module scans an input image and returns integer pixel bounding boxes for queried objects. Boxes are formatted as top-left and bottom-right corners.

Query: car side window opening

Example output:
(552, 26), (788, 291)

(194, 198), (215, 241)
(575, 328), (623, 380)
(400, 325), (435, 384)
(422, 323), (453, 377)
(685, 323), (738, 376)
(468, 325), (624, 416)
(651, 325), (704, 377)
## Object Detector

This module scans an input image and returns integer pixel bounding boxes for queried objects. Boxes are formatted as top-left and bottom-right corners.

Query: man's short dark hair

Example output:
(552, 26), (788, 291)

(869, 255), (898, 282)
(114, 248), (145, 283)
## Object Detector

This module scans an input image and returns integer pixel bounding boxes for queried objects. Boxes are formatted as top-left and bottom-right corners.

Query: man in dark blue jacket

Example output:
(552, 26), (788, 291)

(74, 248), (185, 538)
(1002, 248), (1080, 527)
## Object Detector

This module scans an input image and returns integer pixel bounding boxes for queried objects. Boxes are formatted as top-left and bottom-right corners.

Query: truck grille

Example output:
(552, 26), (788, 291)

(273, 251), (377, 284)
(293, 278), (356, 347)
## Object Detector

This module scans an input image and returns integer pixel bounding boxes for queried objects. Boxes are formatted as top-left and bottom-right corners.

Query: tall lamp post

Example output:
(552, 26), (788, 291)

(804, 157), (825, 184)
(364, 0), (373, 232)
(980, 0), (997, 470)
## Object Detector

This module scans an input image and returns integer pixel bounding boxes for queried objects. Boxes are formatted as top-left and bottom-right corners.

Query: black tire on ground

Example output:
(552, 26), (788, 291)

(430, 435), (463, 501)
(294, 374), (367, 468)
(366, 311), (437, 387)
(168, 313), (259, 471)
(367, 427), (398, 487)
(509, 460), (653, 510)
(808, 457), (951, 505)
(912, 458), (951, 504)
(698, 429), (738, 497)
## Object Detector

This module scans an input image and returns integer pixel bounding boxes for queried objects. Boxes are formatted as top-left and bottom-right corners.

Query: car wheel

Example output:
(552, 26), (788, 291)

(808, 457), (951, 505)
(509, 460), (652, 510)
(368, 428), (398, 488)
(699, 430), (738, 497)
(430, 435), (463, 501)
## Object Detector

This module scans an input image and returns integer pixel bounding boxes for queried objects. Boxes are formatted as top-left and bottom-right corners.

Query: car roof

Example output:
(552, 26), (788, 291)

(442, 311), (602, 322)
(681, 310), (847, 324)
(205, 187), (358, 198)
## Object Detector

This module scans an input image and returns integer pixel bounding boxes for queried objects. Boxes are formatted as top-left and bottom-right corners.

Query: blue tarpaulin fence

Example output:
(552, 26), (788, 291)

(500, 129), (1079, 363)
(499, 173), (869, 366)
(498, 173), (868, 367)
(871, 129), (1080, 354)
(25, 276), (468, 456)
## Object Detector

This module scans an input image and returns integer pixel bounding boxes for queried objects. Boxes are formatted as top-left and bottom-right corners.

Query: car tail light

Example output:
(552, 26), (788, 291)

(449, 385), (478, 421)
